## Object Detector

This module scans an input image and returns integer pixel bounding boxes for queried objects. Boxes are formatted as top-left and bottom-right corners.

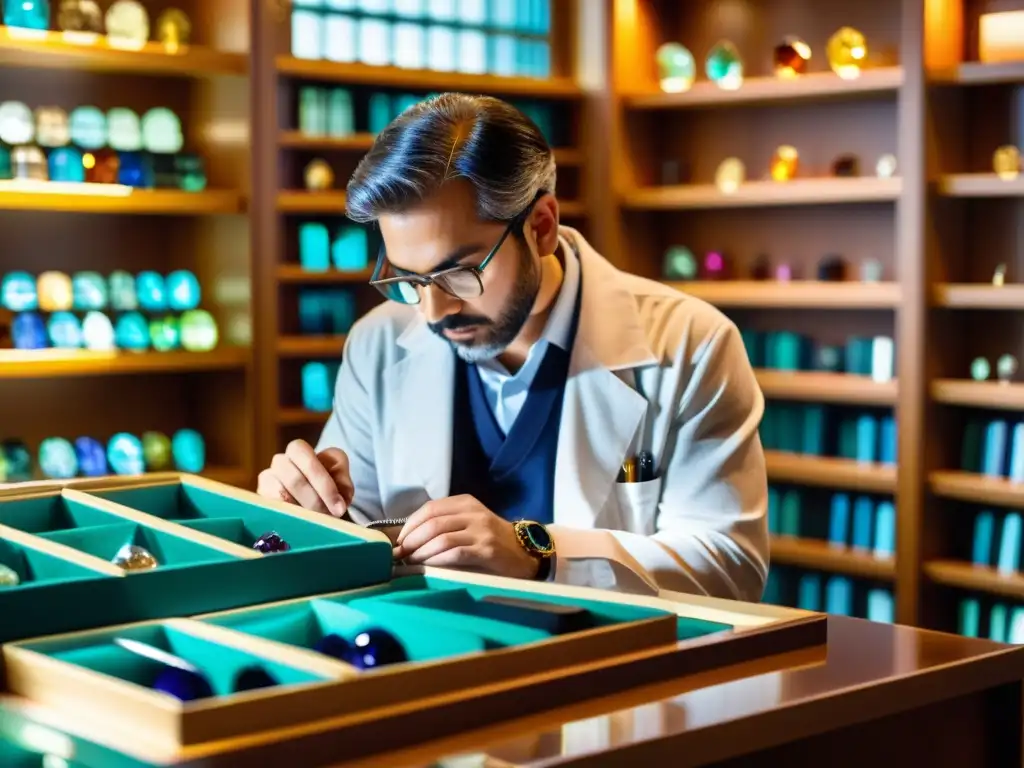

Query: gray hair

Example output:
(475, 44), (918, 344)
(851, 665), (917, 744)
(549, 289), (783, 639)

(345, 93), (557, 224)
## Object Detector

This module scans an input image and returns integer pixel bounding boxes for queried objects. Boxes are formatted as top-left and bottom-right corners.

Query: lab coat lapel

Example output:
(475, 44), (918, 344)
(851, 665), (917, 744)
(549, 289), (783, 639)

(554, 230), (657, 530)
(384, 320), (455, 508)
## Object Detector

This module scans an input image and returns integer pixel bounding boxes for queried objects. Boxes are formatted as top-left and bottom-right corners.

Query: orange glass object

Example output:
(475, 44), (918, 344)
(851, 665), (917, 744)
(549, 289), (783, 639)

(770, 145), (799, 181)
(773, 36), (811, 78)
(85, 149), (120, 183)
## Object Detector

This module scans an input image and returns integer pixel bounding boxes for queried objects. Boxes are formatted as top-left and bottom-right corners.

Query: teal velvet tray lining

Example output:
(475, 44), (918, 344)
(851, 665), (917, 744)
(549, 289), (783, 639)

(14, 575), (734, 705)
(0, 481), (388, 586)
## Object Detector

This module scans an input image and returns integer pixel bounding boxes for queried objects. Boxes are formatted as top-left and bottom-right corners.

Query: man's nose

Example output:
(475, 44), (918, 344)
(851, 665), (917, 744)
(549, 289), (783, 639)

(420, 283), (461, 324)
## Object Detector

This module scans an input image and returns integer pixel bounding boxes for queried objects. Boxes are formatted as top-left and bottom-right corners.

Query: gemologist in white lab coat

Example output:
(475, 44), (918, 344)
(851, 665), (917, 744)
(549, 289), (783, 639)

(257, 93), (769, 600)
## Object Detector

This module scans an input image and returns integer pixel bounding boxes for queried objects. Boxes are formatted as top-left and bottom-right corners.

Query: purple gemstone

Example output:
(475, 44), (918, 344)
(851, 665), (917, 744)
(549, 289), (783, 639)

(252, 531), (290, 554)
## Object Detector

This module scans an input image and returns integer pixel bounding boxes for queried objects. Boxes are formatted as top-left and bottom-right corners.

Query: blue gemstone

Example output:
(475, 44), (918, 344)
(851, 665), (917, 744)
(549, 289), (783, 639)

(4, 0), (49, 30)
(166, 270), (200, 311)
(171, 429), (205, 473)
(153, 667), (214, 702)
(342, 629), (408, 669)
(39, 438), (78, 480)
(118, 151), (154, 188)
(233, 666), (277, 692)
(252, 531), (290, 554)
(107, 433), (145, 475)
(75, 437), (108, 477)
(313, 633), (354, 661)
(136, 271), (167, 312)
(2, 272), (38, 312)
(49, 147), (85, 183)
(72, 271), (108, 310)
(12, 313), (48, 349)
(47, 311), (83, 349)
(108, 271), (138, 311)
(114, 312), (150, 350)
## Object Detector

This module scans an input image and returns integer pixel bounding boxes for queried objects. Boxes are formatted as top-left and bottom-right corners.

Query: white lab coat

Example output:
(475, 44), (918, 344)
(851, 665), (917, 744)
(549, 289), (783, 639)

(318, 227), (769, 600)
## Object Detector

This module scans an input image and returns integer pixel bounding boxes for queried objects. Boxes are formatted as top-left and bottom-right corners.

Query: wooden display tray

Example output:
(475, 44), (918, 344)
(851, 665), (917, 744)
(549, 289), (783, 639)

(1, 569), (826, 756)
(0, 474), (393, 643)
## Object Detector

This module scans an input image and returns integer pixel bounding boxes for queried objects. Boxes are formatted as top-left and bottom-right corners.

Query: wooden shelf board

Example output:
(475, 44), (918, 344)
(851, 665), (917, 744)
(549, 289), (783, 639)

(938, 174), (1024, 197)
(755, 371), (897, 406)
(931, 380), (1024, 410)
(276, 57), (582, 99)
(770, 536), (896, 580)
(278, 407), (331, 426)
(930, 470), (1024, 507)
(620, 177), (902, 210)
(277, 265), (374, 284)
(277, 191), (348, 213)
(277, 335), (347, 358)
(0, 27), (246, 77)
(202, 467), (251, 488)
(278, 131), (583, 166)
(558, 200), (586, 218)
(624, 67), (904, 109)
(0, 348), (250, 379)
(925, 560), (1024, 601)
(931, 60), (1024, 85)
(933, 284), (1024, 309)
(765, 452), (897, 493)
(0, 187), (243, 214)
(665, 280), (901, 309)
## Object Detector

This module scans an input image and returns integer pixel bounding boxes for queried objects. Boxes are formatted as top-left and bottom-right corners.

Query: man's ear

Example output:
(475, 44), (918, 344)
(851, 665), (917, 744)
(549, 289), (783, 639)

(529, 193), (560, 255)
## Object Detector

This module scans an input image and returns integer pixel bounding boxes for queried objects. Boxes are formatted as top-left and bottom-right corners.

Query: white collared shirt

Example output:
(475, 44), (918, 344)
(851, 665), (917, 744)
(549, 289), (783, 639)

(474, 239), (581, 434)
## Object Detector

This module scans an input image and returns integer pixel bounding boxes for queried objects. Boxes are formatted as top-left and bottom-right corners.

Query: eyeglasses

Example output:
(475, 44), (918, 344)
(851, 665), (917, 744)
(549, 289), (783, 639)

(368, 194), (542, 306)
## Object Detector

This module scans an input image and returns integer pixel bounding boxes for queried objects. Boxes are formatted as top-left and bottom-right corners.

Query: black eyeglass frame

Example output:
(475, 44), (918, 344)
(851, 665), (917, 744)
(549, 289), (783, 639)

(367, 191), (546, 305)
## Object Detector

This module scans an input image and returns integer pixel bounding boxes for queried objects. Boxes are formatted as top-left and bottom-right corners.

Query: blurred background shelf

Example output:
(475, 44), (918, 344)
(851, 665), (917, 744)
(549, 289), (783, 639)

(0, 349), (250, 379)
(668, 281), (901, 309)
(766, 452), (897, 493)
(933, 284), (1024, 309)
(620, 178), (902, 210)
(755, 371), (897, 405)
(0, 27), (247, 76)
(623, 67), (904, 109)
(770, 536), (897, 581)
(0, 188), (244, 214)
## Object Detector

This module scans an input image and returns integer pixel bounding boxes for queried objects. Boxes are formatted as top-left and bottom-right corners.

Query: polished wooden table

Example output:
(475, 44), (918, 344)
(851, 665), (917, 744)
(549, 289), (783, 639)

(2, 614), (1022, 767)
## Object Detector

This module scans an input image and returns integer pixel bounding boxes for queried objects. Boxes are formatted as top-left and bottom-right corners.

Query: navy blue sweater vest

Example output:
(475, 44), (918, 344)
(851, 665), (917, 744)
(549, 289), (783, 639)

(449, 282), (582, 525)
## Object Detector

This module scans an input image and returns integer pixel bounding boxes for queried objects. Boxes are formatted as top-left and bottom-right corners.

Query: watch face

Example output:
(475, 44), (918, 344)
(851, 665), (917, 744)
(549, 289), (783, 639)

(522, 522), (553, 552)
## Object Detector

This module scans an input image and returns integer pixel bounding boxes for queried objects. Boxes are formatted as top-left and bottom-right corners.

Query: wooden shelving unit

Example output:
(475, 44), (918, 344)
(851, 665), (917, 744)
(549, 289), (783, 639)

(919, 1), (1024, 639)
(253, 1), (595, 462)
(0, 1), (255, 489)
(609, 0), (910, 625)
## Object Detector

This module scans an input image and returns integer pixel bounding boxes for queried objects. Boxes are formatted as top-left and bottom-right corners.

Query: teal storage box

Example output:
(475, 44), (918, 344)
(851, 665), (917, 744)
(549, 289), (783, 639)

(0, 475), (393, 644)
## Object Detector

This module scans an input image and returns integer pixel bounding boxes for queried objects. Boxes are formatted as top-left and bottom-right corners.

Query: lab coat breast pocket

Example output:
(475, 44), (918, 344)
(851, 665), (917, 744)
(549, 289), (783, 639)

(613, 477), (664, 537)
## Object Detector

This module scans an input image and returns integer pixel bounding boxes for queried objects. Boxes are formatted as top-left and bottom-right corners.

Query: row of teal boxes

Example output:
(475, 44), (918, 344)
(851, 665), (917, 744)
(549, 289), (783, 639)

(971, 508), (1024, 574)
(960, 597), (1024, 643)
(962, 418), (1024, 481)
(763, 567), (894, 623)
(293, 0), (552, 34)
(761, 404), (897, 464)
(0, 476), (394, 644)
(741, 330), (894, 379)
(292, 12), (553, 78)
(769, 486), (895, 556)
(298, 88), (563, 149)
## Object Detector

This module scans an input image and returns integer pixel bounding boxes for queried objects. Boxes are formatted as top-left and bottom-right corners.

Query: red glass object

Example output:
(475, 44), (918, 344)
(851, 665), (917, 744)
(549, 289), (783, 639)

(84, 149), (119, 183)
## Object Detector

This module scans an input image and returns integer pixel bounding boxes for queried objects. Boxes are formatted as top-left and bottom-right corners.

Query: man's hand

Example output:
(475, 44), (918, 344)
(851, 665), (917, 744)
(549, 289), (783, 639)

(394, 495), (539, 580)
(257, 440), (354, 518)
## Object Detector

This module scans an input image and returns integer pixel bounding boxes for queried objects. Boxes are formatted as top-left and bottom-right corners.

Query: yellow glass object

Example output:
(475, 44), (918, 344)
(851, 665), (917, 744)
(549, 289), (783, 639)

(37, 271), (74, 312)
(770, 145), (799, 181)
(774, 36), (811, 78)
(876, 153), (897, 178)
(826, 26), (867, 80)
(993, 145), (1021, 181)
(156, 8), (191, 52)
(714, 158), (745, 194)
(304, 159), (335, 191)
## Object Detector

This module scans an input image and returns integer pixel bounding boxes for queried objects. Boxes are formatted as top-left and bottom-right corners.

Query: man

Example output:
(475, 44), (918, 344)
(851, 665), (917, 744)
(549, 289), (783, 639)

(258, 93), (768, 600)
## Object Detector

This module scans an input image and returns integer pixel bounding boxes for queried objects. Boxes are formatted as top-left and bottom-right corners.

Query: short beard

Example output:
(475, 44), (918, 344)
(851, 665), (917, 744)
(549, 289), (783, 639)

(432, 238), (540, 363)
